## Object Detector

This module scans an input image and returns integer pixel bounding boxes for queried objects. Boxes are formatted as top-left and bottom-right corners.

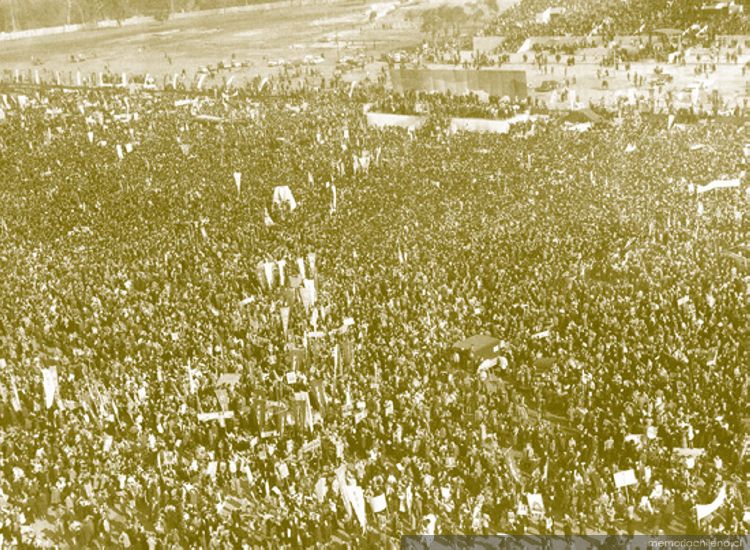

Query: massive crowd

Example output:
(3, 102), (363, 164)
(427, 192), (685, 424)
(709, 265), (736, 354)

(0, 72), (748, 550)
(370, 91), (545, 120)
(484, 0), (750, 52)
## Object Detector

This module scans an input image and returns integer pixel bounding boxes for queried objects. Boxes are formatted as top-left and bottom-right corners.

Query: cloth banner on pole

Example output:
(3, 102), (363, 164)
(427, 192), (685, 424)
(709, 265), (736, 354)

(276, 259), (286, 286)
(697, 178), (741, 194)
(303, 279), (316, 305)
(281, 306), (290, 336)
(348, 485), (367, 528)
(335, 465), (352, 518)
(41, 366), (58, 409)
(263, 262), (275, 288)
(233, 172), (241, 195)
(696, 485), (726, 521)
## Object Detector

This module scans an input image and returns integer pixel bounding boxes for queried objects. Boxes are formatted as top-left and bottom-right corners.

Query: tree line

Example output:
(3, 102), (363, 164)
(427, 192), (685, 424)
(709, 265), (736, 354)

(0, 0), (283, 33)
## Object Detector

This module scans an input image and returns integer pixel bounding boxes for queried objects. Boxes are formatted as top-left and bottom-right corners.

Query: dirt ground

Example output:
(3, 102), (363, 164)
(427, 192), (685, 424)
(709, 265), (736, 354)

(0, 0), (422, 86)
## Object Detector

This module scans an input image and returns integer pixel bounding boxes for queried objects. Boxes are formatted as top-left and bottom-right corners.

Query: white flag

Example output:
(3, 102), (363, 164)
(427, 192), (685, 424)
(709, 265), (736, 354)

(233, 172), (242, 195)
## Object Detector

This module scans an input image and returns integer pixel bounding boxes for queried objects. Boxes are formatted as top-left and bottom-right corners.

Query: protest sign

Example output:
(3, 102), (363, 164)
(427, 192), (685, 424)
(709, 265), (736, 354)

(614, 469), (637, 488)
(527, 493), (545, 520)
(370, 494), (387, 513)
(198, 411), (234, 422)
(217, 373), (241, 388)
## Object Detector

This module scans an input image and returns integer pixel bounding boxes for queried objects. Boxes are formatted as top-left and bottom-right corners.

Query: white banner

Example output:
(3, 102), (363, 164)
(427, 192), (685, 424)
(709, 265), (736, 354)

(41, 366), (58, 409)
(697, 178), (741, 194)
(197, 411), (235, 422)
(370, 494), (387, 513)
(696, 485), (726, 521)
(613, 469), (637, 488)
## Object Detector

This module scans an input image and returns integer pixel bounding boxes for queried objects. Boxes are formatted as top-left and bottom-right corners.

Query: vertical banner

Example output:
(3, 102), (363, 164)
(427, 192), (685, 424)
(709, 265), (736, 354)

(349, 485), (367, 529)
(263, 262), (274, 288)
(280, 306), (290, 337)
(303, 279), (316, 305)
(10, 378), (21, 412)
(331, 184), (337, 212)
(276, 259), (286, 287)
(41, 366), (58, 409)
(297, 257), (306, 279)
(121, 72), (127, 87)
(233, 172), (241, 196)
(335, 465), (353, 518)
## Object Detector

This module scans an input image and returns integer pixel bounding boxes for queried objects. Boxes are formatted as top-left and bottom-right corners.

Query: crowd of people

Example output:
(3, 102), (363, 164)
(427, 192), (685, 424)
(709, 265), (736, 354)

(0, 64), (748, 550)
(370, 91), (545, 120)
(484, 0), (750, 52)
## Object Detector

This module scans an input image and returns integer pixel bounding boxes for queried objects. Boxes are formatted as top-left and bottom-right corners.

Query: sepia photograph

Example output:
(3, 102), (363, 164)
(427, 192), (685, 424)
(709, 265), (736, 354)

(0, 0), (748, 547)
